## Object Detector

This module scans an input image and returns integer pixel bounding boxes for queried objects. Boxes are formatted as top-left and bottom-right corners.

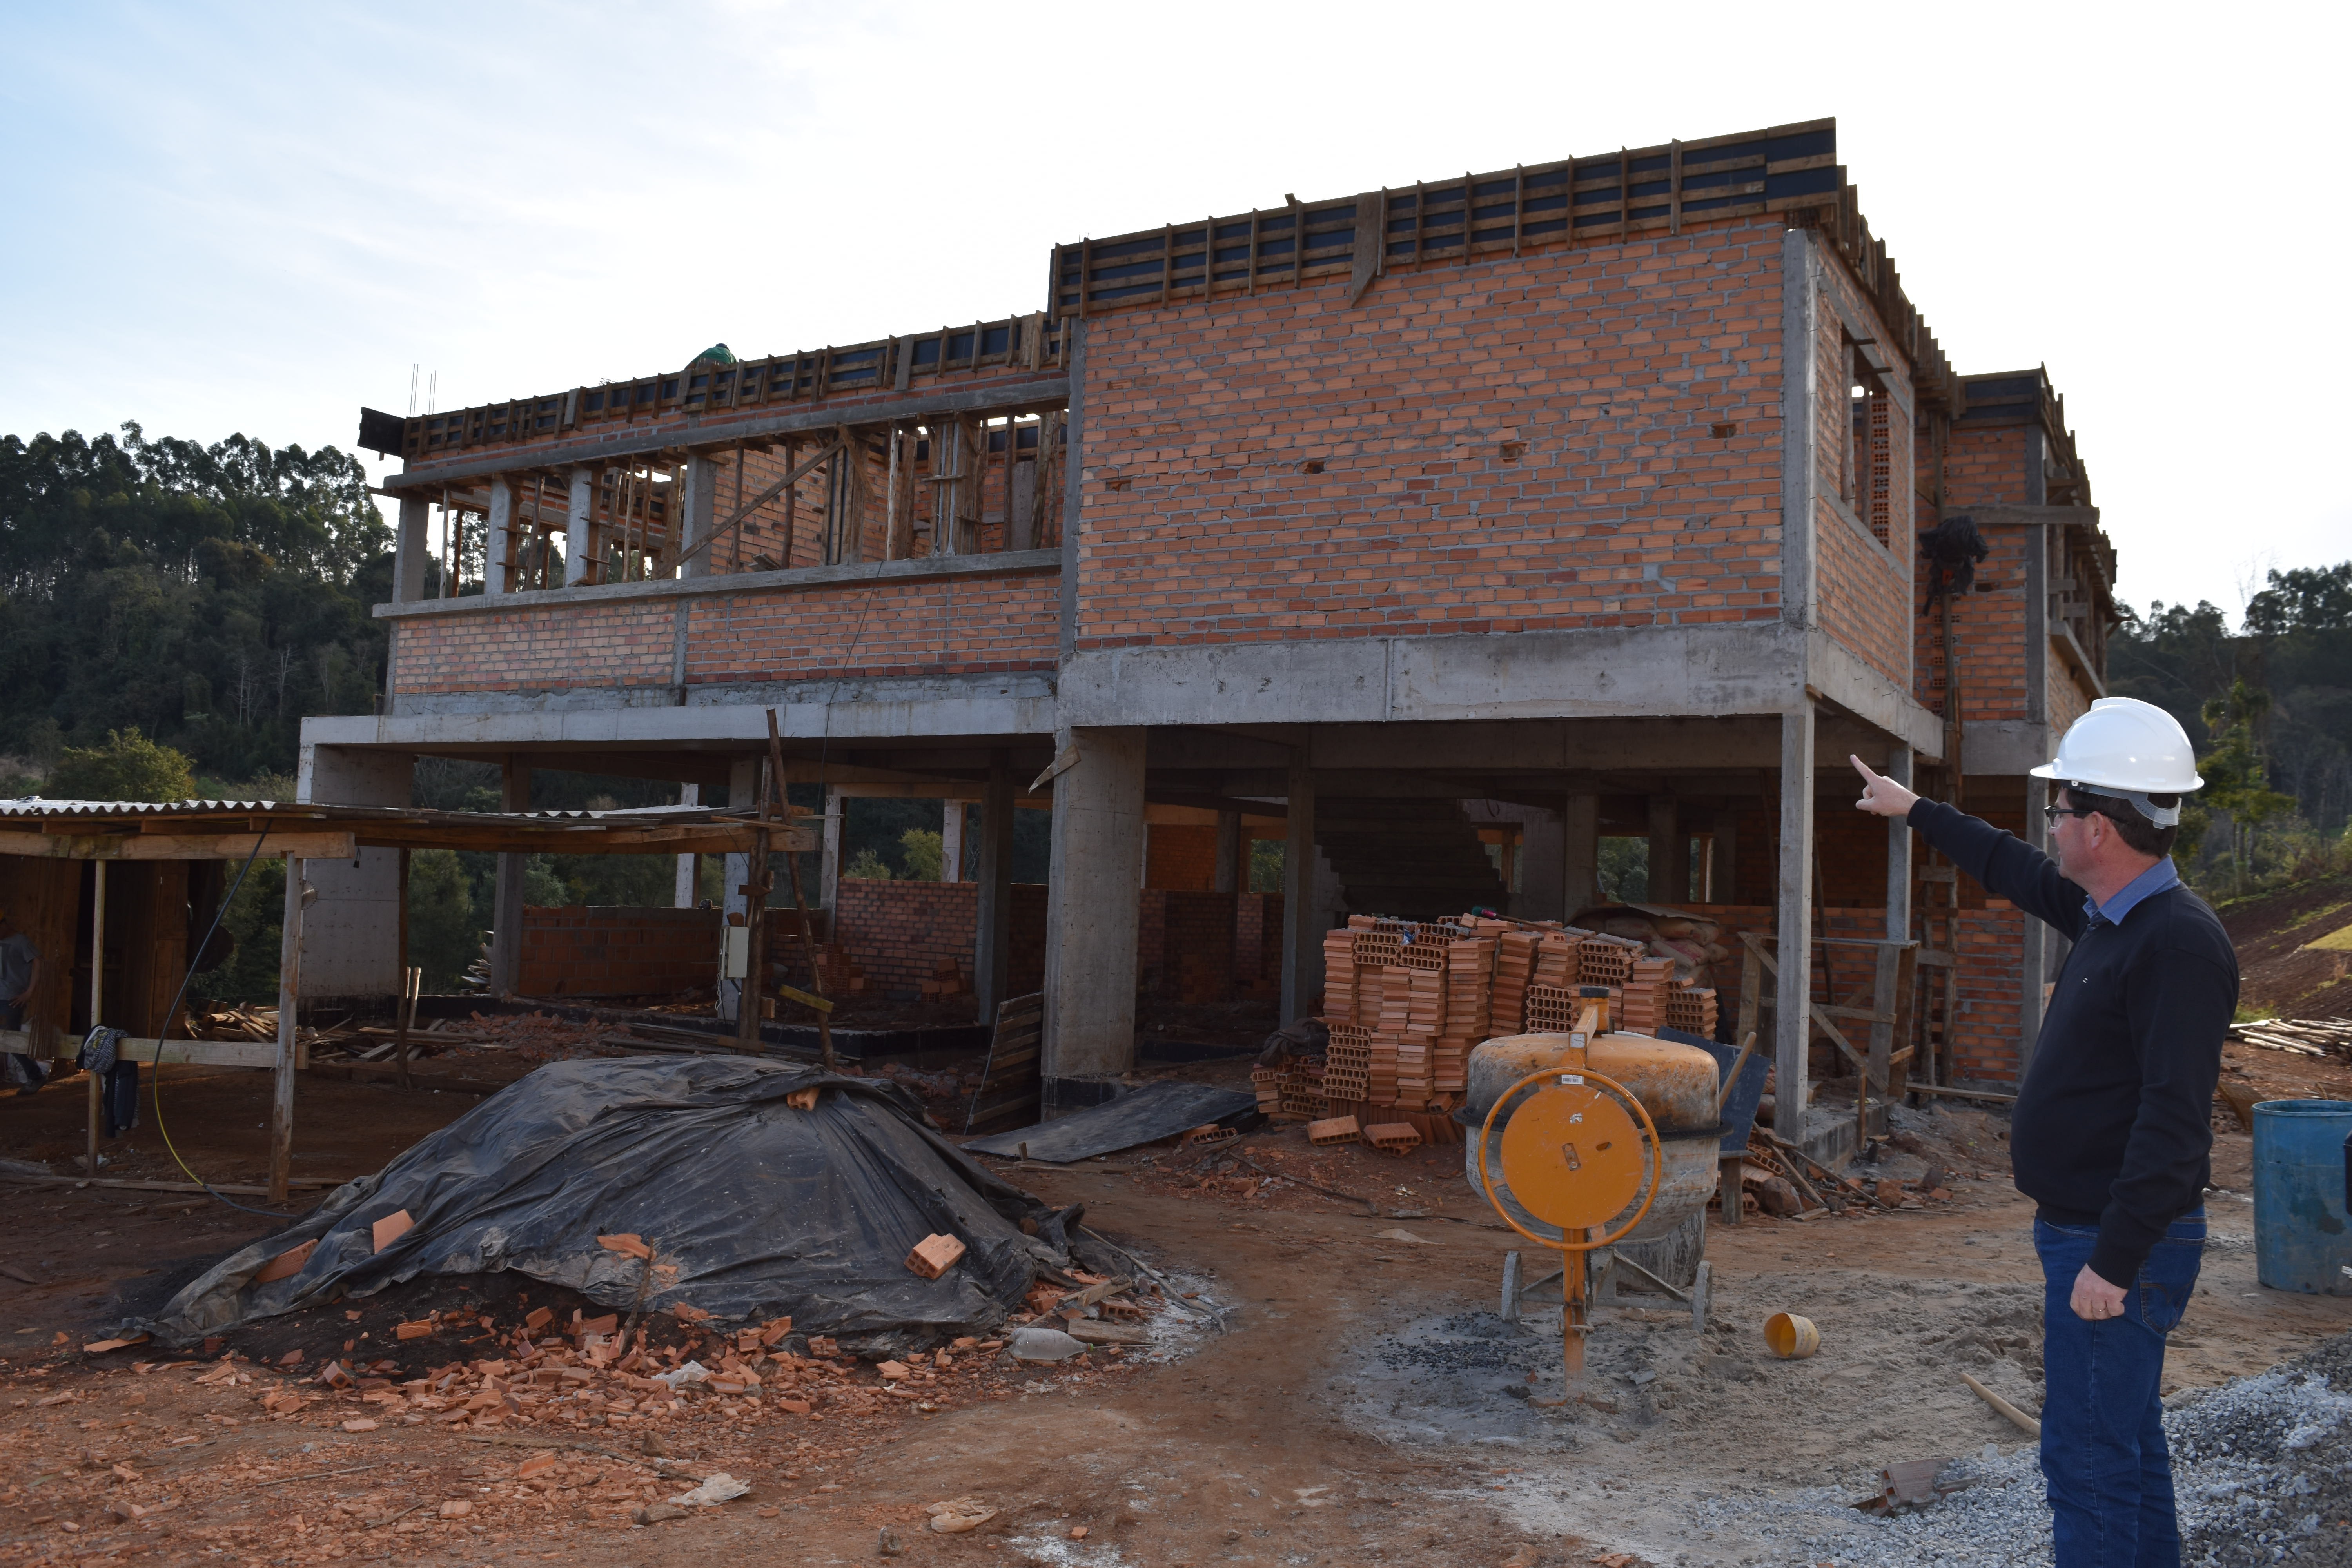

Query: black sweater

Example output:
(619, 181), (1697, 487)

(1906, 800), (2237, 1286)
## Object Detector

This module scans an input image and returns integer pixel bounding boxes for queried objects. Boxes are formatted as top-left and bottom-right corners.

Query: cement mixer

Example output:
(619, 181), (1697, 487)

(1463, 1002), (1724, 1397)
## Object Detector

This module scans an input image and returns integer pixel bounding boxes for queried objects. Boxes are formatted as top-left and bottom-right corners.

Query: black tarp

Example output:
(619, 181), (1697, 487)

(962, 1082), (1258, 1163)
(130, 1058), (1074, 1348)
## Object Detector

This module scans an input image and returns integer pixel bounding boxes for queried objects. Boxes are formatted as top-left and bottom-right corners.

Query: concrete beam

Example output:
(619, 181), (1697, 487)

(327, 672), (1060, 740)
(1042, 728), (1146, 1107)
(375, 548), (1061, 621)
(1057, 622), (1943, 758)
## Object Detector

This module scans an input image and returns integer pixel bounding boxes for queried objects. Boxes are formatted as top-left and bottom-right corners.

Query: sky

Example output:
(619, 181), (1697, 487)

(2, 1), (2342, 621)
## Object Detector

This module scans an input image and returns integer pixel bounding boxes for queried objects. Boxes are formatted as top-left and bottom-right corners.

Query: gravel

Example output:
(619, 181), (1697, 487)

(1656, 1328), (2352, 1566)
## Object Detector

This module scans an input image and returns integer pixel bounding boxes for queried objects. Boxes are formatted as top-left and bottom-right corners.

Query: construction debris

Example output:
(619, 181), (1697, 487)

(2233, 1016), (2352, 1061)
(130, 1060), (1092, 1348)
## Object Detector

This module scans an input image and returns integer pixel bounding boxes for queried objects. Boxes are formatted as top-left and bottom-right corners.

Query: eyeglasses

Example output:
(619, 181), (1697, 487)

(2042, 804), (2099, 825)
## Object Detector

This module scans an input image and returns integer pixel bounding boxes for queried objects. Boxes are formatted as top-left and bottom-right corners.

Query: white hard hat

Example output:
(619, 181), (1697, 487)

(2030, 697), (2203, 827)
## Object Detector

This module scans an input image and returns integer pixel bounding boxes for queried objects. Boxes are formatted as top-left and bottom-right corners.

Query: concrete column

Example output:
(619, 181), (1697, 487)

(1042, 727), (1146, 1109)
(393, 495), (431, 603)
(973, 761), (1015, 1021)
(489, 757), (532, 997)
(564, 468), (595, 587)
(1884, 748), (1913, 940)
(1212, 809), (1241, 895)
(1647, 794), (1687, 906)
(942, 800), (966, 882)
(677, 454), (718, 580)
(1710, 812), (1740, 905)
(484, 476), (515, 595)
(818, 787), (844, 920)
(1561, 793), (1600, 917)
(1279, 755), (1320, 1021)
(291, 744), (413, 1000)
(718, 756), (759, 1023)
(673, 783), (700, 908)
(1775, 703), (1817, 1138)
(1514, 808), (1564, 921)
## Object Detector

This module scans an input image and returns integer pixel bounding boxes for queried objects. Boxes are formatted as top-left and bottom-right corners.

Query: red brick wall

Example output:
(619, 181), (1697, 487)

(518, 906), (719, 997)
(1069, 224), (1789, 648)
(394, 599), (674, 698)
(1809, 263), (1913, 690)
(391, 570), (1061, 697)
(1915, 523), (2031, 722)
(836, 879), (975, 998)
(1146, 825), (1218, 890)
(684, 573), (1058, 683)
(1944, 424), (2030, 507)
(829, 879), (1051, 1002)
(1138, 889), (1240, 1000)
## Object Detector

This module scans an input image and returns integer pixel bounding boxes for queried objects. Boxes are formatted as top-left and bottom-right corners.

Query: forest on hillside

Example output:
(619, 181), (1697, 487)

(3, 421), (2345, 982)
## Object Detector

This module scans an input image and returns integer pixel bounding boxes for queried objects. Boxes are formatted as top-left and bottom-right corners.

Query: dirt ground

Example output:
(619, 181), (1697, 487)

(2220, 870), (2352, 1019)
(0, 1036), (2347, 1567)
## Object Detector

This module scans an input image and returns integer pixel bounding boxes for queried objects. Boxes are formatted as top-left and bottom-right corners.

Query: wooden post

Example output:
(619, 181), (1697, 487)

(765, 709), (834, 1071)
(394, 847), (412, 1091)
(271, 858), (304, 1204)
(736, 812), (769, 1047)
(85, 862), (105, 1175)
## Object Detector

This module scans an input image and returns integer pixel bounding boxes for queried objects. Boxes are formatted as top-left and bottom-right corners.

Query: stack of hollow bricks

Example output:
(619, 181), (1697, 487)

(1291, 916), (1722, 1138)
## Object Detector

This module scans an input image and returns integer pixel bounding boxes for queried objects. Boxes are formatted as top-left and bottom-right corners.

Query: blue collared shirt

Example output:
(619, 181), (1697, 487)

(2083, 856), (2181, 928)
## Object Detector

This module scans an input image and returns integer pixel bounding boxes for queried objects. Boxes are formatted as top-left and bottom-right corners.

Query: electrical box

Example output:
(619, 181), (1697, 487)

(723, 926), (750, 980)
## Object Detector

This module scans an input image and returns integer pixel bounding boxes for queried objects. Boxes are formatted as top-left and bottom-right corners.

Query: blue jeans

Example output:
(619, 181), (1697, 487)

(2034, 1210), (2205, 1568)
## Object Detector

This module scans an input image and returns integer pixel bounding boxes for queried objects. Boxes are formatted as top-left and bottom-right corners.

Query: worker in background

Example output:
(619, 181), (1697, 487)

(1851, 696), (2232, 1566)
(0, 904), (47, 1093)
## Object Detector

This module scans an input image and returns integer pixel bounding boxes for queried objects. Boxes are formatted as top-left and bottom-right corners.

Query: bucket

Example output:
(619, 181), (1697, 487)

(2251, 1099), (2352, 1296)
(1763, 1312), (1819, 1359)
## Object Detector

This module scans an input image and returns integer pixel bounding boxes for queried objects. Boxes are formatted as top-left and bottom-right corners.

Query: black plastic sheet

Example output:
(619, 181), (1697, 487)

(962, 1081), (1258, 1163)
(131, 1057), (1073, 1347)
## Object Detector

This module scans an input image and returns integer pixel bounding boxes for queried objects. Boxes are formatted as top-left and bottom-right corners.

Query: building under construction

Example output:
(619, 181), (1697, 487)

(318, 116), (2114, 1149)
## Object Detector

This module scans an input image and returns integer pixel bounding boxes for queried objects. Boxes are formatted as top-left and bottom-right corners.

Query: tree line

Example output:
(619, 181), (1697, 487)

(2109, 561), (2352, 892)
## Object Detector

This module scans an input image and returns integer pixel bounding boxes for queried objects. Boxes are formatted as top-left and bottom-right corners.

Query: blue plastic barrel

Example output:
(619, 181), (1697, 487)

(2251, 1099), (2352, 1295)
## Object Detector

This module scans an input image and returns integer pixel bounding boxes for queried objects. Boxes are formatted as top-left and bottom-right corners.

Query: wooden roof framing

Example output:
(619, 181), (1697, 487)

(1050, 116), (1962, 411)
(381, 310), (1063, 472)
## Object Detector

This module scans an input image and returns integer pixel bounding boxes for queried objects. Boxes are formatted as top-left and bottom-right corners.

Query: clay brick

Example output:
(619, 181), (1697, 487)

(906, 1233), (967, 1279)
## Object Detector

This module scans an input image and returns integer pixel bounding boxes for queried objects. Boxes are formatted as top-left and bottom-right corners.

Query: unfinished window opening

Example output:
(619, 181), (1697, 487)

(1596, 836), (1648, 902)
(1844, 340), (1891, 543)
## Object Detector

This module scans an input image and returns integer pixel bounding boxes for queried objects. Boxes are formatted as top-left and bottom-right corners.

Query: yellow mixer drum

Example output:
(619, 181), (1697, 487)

(1495, 1076), (1649, 1234)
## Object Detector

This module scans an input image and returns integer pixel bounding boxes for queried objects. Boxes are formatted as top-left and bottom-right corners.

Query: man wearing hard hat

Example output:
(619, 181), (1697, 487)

(1852, 696), (2235, 1565)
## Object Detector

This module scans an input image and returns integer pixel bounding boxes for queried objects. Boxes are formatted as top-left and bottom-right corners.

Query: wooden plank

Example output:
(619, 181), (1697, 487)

(0, 1028), (279, 1070)
(0, 831), (356, 862)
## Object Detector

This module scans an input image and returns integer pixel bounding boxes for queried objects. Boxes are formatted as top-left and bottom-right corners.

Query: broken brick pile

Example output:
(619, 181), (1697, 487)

(22, 1275), (1165, 1559)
